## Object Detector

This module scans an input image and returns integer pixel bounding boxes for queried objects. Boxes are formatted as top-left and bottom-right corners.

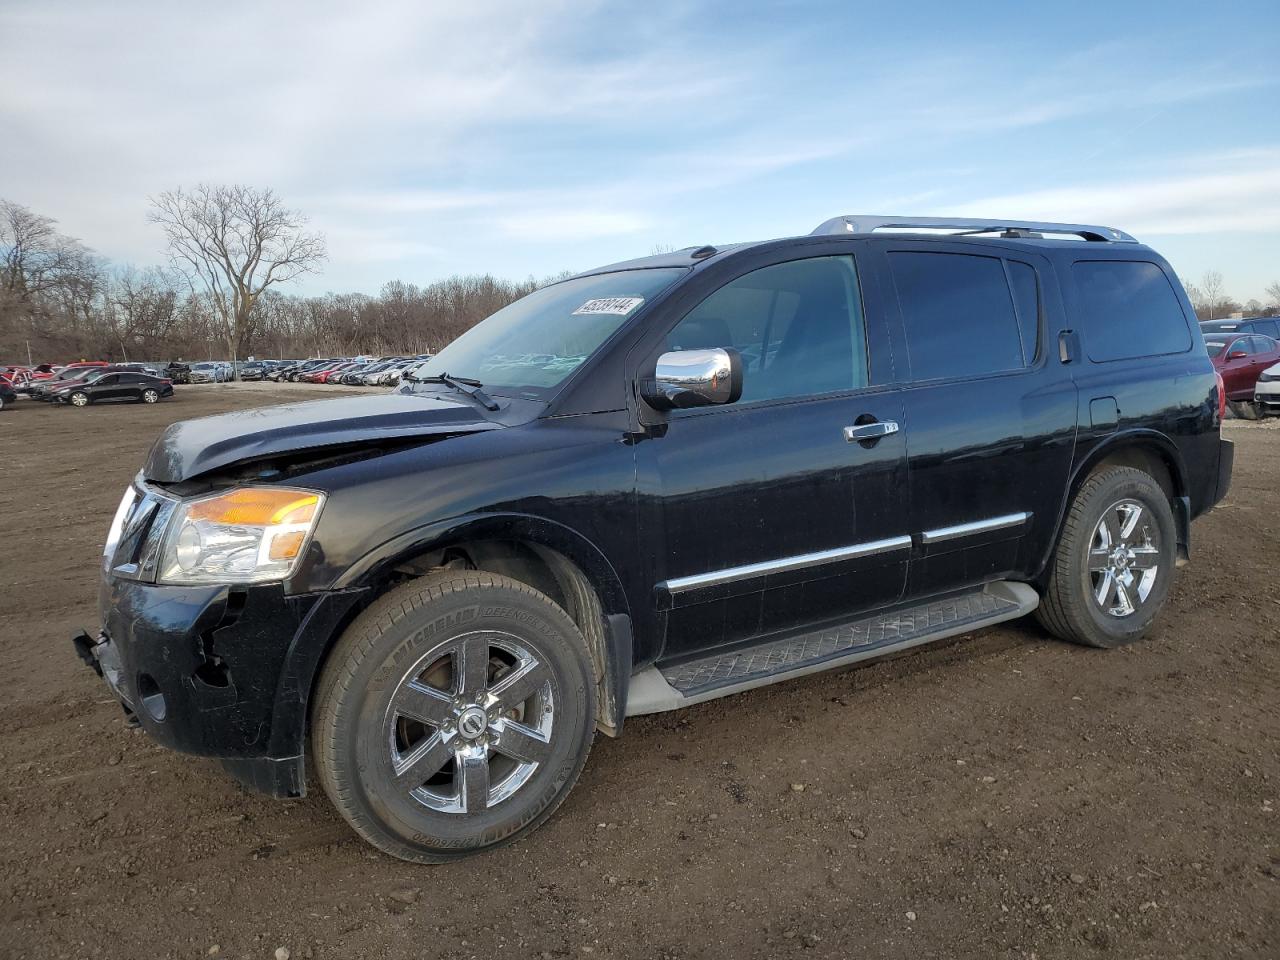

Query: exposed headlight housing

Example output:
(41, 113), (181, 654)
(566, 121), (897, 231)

(157, 487), (324, 585)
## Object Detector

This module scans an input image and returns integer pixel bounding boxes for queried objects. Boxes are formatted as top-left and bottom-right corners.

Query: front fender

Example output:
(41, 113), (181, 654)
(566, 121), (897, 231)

(332, 510), (632, 621)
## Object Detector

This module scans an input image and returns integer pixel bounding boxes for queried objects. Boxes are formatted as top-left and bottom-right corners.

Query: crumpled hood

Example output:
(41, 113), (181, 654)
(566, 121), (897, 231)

(144, 393), (500, 482)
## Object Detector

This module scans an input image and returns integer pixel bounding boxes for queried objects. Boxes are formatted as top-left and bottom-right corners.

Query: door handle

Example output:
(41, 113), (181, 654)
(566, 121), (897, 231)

(844, 421), (899, 442)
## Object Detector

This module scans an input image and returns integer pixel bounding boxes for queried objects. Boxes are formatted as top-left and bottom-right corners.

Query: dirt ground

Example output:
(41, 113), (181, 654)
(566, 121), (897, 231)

(1, 383), (1277, 960)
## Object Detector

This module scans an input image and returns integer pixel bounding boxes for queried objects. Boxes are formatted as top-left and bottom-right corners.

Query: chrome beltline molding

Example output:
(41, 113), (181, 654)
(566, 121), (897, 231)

(920, 512), (1030, 545)
(661, 535), (913, 594)
(661, 512), (1032, 594)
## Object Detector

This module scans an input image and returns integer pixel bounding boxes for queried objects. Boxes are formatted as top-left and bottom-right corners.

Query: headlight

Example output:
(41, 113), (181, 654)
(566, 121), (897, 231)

(157, 486), (324, 585)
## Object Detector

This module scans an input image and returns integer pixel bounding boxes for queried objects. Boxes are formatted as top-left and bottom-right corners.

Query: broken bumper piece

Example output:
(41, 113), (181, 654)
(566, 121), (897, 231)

(76, 576), (366, 798)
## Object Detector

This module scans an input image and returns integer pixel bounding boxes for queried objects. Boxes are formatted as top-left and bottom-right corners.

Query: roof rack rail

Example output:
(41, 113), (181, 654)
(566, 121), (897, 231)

(810, 215), (1137, 243)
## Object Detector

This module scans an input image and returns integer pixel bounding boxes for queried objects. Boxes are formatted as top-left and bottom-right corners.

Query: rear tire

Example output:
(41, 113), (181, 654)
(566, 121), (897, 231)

(312, 571), (596, 863)
(1036, 467), (1176, 649)
(1227, 399), (1260, 420)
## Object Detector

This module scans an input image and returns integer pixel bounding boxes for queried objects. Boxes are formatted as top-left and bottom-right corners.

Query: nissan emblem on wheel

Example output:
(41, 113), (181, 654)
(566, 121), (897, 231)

(73, 215), (1233, 863)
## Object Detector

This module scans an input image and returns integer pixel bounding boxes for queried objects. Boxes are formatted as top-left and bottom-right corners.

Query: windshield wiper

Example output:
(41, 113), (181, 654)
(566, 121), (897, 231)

(412, 372), (500, 411)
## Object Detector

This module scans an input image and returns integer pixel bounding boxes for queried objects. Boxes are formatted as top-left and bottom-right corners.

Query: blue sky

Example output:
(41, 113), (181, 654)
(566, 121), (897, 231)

(2, 0), (1278, 301)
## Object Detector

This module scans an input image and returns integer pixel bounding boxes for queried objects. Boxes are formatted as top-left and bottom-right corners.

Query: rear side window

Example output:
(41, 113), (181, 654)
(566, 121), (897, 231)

(1252, 336), (1278, 354)
(1007, 260), (1041, 365)
(889, 252), (1025, 381)
(1072, 260), (1191, 362)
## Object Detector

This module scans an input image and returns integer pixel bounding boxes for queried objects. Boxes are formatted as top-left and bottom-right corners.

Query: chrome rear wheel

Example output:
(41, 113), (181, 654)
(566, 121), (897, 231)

(1088, 499), (1161, 618)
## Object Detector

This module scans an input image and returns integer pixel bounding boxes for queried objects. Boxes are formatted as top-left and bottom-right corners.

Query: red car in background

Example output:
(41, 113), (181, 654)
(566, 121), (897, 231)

(309, 362), (359, 384)
(1206, 332), (1280, 412)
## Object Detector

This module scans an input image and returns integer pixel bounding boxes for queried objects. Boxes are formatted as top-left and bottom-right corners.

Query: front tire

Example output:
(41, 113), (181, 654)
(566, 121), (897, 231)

(69, 391), (90, 407)
(312, 571), (597, 863)
(1036, 466), (1176, 648)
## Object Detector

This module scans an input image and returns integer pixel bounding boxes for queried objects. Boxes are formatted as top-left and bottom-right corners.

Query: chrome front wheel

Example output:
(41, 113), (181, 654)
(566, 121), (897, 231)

(385, 631), (555, 815)
(313, 571), (596, 863)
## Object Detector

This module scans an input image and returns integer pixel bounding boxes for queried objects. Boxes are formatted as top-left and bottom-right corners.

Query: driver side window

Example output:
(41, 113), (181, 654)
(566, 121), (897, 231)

(666, 256), (868, 405)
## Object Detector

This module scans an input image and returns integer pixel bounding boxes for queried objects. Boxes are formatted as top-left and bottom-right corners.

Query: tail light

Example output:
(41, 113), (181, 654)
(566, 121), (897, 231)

(1215, 371), (1227, 423)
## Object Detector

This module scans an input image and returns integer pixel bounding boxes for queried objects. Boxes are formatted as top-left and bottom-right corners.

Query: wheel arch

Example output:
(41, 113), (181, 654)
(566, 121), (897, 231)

(1038, 430), (1191, 582)
(316, 513), (634, 738)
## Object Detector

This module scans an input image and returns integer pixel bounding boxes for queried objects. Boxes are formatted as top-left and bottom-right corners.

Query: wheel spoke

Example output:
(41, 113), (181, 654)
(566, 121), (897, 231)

(1102, 510), (1123, 548)
(1119, 503), (1143, 542)
(396, 681), (454, 726)
(1094, 569), (1116, 608)
(1129, 547), (1160, 570)
(1088, 548), (1112, 572)
(489, 659), (550, 710)
(393, 731), (452, 785)
(492, 719), (551, 764)
(458, 751), (490, 813)
(455, 636), (490, 697)
(1113, 579), (1135, 616)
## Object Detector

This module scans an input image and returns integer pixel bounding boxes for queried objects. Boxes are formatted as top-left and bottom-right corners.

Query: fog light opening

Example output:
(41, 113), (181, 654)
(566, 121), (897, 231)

(136, 673), (167, 722)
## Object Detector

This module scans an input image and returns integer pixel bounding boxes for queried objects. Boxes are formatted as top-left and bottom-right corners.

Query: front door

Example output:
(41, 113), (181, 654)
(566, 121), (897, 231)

(636, 251), (911, 661)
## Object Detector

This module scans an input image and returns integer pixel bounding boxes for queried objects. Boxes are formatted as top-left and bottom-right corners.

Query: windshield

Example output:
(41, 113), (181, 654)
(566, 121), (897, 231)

(1205, 340), (1228, 357)
(412, 268), (686, 397)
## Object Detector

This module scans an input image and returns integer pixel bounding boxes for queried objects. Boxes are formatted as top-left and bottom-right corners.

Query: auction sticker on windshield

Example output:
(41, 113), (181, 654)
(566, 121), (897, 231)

(572, 297), (645, 316)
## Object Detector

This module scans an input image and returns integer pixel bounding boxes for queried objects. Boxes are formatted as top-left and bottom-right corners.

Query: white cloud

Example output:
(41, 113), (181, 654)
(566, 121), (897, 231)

(943, 151), (1280, 237)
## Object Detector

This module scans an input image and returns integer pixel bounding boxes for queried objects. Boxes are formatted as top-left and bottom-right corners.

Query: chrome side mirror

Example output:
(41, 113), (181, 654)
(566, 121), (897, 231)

(641, 347), (743, 410)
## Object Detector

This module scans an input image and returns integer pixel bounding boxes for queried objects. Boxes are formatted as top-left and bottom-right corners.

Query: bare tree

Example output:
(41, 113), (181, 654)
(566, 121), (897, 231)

(1199, 270), (1226, 317)
(148, 185), (326, 373)
(105, 266), (179, 360)
(1266, 281), (1280, 312)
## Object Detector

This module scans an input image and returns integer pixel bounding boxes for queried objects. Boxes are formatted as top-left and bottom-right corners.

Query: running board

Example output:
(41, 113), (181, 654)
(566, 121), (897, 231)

(625, 581), (1038, 716)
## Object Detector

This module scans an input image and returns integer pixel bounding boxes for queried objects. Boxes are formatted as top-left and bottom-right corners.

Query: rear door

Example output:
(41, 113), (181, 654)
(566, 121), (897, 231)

(1248, 336), (1280, 391)
(868, 240), (1078, 599)
(90, 373), (124, 400)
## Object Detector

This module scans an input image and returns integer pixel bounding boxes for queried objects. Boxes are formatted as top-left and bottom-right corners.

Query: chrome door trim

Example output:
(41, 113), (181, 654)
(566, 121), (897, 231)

(920, 512), (1030, 545)
(660, 535), (913, 594)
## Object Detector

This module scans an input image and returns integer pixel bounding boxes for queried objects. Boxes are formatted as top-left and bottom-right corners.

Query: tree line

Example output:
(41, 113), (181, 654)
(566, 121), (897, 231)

(1, 192), (560, 364)
(1183, 270), (1280, 322)
(4, 190), (1279, 365)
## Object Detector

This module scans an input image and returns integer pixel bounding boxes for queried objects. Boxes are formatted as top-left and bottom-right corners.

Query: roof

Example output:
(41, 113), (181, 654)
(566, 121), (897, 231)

(573, 214), (1149, 279)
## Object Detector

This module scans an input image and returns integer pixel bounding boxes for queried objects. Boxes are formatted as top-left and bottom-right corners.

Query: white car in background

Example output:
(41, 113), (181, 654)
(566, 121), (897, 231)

(1254, 359), (1280, 416)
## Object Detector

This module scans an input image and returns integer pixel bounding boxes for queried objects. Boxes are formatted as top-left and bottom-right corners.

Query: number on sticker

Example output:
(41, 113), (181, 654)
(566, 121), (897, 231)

(572, 297), (645, 316)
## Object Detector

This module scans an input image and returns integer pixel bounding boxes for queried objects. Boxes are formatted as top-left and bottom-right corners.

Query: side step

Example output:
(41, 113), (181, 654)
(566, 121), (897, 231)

(625, 581), (1038, 716)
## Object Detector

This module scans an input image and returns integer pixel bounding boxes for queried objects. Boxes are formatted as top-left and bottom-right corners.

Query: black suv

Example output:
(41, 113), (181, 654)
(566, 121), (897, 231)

(75, 215), (1233, 862)
(1200, 316), (1280, 339)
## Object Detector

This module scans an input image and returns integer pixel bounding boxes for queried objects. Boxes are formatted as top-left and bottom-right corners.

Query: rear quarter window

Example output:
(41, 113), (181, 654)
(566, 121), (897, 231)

(1073, 260), (1192, 362)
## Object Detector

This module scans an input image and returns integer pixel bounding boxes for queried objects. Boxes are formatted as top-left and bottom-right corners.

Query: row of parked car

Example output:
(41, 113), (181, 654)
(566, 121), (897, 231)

(268, 356), (433, 385)
(1200, 316), (1280, 418)
(0, 360), (175, 410)
(157, 356), (432, 386)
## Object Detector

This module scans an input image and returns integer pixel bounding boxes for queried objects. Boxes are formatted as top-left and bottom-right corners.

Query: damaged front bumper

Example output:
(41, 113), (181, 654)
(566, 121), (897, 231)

(73, 576), (365, 798)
